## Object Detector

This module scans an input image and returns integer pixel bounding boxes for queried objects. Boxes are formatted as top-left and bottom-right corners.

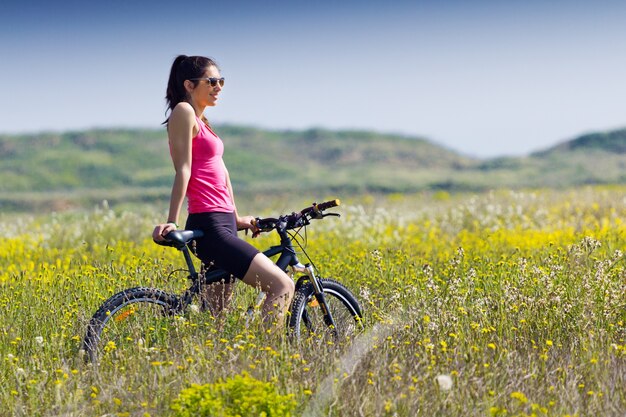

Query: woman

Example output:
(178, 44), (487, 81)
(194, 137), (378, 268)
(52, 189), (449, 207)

(152, 55), (294, 323)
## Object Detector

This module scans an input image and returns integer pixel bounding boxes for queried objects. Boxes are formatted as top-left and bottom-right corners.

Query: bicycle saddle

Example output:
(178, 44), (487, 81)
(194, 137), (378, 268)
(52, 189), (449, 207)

(153, 229), (204, 249)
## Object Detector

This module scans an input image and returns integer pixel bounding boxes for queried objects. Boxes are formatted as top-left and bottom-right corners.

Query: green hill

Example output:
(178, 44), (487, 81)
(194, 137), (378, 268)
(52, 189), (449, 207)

(526, 128), (626, 186)
(216, 126), (476, 192)
(534, 128), (626, 155)
(1, 125), (625, 211)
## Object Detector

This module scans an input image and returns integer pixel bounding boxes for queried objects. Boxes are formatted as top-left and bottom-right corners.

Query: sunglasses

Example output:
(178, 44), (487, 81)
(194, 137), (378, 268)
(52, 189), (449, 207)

(189, 77), (225, 87)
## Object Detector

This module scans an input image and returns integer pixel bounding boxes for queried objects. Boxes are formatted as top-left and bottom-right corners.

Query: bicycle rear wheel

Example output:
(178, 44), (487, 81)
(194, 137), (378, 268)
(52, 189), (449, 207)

(82, 287), (182, 362)
(289, 278), (363, 344)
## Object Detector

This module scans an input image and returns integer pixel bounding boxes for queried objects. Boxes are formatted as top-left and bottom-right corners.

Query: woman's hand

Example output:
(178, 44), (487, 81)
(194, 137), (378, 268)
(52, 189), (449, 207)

(236, 215), (259, 236)
(152, 222), (177, 242)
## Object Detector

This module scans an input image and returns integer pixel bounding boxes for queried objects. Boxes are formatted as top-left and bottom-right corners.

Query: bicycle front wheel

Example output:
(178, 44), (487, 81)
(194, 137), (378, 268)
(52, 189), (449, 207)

(82, 287), (182, 362)
(289, 278), (363, 344)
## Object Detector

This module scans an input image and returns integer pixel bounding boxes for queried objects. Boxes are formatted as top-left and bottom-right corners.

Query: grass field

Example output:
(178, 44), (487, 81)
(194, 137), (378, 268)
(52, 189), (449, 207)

(1, 187), (626, 416)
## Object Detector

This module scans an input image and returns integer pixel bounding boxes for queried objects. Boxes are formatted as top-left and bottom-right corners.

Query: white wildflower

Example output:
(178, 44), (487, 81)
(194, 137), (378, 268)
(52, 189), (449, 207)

(435, 374), (453, 391)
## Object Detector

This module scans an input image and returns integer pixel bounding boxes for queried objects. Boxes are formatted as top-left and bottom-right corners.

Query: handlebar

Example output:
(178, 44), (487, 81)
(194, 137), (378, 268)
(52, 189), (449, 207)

(301, 199), (341, 218)
(152, 199), (341, 246)
(254, 199), (341, 234)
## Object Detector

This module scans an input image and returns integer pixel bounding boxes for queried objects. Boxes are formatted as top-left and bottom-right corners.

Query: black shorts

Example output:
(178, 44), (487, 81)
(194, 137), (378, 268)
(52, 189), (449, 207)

(185, 211), (259, 280)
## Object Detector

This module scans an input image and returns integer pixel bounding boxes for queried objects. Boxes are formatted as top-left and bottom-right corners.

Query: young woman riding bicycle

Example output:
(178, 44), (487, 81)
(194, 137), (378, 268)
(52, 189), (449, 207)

(151, 55), (295, 323)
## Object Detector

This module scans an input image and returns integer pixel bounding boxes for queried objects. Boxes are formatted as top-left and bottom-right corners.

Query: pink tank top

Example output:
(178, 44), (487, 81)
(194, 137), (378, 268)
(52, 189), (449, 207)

(185, 117), (235, 213)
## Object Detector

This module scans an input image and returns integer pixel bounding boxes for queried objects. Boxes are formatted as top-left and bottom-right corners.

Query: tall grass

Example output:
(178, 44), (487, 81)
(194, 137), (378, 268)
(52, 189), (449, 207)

(1, 187), (626, 416)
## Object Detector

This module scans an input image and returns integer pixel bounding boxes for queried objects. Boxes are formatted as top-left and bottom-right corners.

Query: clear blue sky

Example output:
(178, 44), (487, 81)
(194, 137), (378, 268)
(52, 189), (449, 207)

(1, 0), (625, 157)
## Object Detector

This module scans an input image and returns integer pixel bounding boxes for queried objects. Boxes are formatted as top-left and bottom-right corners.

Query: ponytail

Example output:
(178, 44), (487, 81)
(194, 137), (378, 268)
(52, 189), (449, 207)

(163, 55), (219, 125)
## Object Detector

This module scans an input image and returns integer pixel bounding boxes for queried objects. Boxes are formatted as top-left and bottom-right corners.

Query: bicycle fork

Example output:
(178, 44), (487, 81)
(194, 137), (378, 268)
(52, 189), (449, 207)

(246, 261), (338, 336)
(294, 263), (338, 336)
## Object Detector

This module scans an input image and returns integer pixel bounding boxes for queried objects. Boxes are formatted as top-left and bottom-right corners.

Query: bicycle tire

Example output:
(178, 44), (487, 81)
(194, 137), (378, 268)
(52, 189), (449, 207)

(289, 278), (363, 343)
(82, 287), (181, 362)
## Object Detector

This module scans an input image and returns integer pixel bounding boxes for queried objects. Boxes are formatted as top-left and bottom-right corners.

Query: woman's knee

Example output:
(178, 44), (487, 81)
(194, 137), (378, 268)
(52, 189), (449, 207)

(243, 255), (294, 295)
(266, 270), (295, 297)
(275, 275), (295, 297)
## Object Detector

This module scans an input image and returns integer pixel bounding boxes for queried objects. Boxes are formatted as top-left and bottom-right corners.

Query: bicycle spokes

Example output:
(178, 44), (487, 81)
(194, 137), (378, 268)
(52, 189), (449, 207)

(106, 305), (171, 349)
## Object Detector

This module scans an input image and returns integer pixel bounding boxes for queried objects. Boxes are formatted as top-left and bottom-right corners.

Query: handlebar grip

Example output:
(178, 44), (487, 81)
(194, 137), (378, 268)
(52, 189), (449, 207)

(316, 199), (341, 211)
(254, 217), (277, 231)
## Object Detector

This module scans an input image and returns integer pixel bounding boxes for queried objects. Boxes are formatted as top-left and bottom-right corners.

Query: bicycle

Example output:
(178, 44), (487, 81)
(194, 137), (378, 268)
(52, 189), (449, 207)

(82, 199), (363, 361)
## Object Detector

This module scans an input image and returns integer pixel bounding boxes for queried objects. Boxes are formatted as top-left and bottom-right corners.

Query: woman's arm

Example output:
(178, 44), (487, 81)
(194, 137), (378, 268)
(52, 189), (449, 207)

(152, 103), (196, 240)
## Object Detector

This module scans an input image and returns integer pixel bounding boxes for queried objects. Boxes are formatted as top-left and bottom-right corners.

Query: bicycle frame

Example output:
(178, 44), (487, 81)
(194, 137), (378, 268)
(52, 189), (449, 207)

(175, 227), (337, 331)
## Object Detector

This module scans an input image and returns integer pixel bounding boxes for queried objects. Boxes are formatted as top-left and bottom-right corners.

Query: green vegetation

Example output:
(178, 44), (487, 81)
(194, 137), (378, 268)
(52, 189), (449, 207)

(1, 187), (626, 415)
(171, 372), (297, 416)
(3, 125), (626, 414)
(2, 125), (625, 211)
(534, 128), (626, 154)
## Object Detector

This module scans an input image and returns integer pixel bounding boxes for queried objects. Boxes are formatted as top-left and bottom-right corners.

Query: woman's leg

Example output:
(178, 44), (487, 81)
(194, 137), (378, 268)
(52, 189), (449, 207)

(242, 253), (295, 324)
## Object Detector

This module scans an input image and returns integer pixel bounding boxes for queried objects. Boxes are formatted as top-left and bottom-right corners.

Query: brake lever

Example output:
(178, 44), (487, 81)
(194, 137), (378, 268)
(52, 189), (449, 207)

(323, 213), (341, 218)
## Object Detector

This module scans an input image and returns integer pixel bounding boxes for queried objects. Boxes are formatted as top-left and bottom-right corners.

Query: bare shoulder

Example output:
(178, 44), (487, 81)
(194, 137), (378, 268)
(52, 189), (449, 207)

(168, 102), (197, 139)
(170, 102), (196, 122)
